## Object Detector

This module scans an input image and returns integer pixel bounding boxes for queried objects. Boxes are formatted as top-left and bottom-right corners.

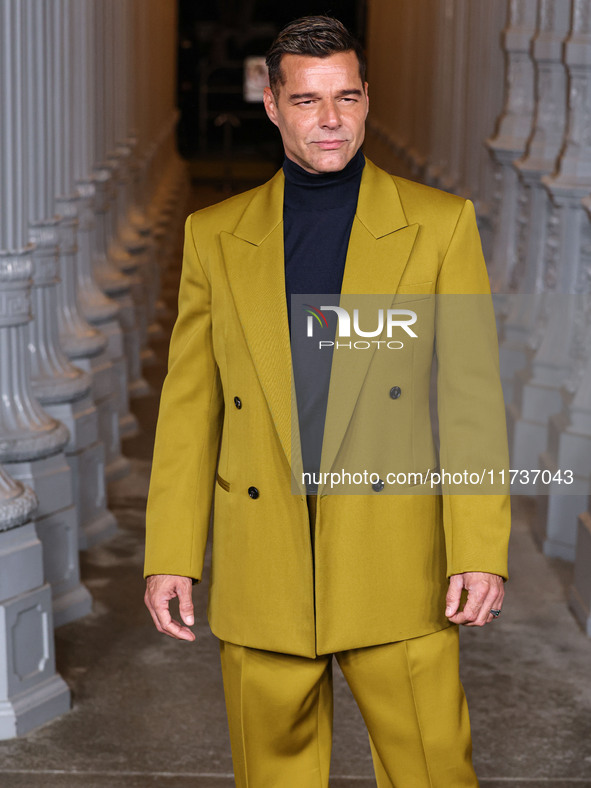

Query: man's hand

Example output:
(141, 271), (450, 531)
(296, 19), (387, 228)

(144, 574), (196, 641)
(445, 571), (504, 626)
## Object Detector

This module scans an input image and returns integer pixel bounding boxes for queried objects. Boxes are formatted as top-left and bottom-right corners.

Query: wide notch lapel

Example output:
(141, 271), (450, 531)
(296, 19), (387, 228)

(221, 171), (299, 474)
(319, 161), (420, 491)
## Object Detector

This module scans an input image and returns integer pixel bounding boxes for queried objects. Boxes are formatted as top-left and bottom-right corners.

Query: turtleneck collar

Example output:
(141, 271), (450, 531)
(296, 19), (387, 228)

(283, 148), (365, 211)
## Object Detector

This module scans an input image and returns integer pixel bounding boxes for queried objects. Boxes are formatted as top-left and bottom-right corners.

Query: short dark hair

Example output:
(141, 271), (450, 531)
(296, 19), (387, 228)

(265, 15), (366, 96)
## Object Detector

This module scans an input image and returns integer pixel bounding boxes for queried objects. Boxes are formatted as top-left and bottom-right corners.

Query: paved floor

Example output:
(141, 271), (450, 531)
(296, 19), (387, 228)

(1, 184), (590, 787)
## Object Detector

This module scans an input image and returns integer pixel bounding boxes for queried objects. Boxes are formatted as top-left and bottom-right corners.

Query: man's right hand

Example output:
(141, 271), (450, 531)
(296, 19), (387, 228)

(144, 574), (196, 641)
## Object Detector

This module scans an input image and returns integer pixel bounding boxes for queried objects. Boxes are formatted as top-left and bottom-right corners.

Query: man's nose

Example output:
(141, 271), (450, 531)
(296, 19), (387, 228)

(318, 101), (341, 129)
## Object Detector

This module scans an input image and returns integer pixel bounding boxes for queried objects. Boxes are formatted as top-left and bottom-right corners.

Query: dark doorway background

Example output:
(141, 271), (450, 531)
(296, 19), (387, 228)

(177, 1), (367, 178)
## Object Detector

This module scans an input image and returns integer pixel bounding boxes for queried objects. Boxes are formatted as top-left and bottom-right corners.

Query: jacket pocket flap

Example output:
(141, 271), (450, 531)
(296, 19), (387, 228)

(394, 281), (433, 304)
(216, 473), (231, 492)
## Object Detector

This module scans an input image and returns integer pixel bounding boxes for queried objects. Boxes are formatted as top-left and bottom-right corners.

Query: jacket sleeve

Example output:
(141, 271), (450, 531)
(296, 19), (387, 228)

(435, 199), (511, 580)
(144, 214), (224, 581)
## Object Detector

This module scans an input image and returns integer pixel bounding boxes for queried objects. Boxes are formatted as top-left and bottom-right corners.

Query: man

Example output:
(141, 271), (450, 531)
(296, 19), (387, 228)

(144, 16), (510, 787)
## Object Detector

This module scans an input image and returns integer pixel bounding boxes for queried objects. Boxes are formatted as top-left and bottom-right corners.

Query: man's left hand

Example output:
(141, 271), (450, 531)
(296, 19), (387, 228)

(445, 572), (504, 626)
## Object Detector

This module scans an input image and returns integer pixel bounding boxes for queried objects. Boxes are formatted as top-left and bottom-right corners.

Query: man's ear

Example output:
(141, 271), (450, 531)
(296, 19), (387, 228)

(364, 81), (369, 117)
(263, 86), (279, 127)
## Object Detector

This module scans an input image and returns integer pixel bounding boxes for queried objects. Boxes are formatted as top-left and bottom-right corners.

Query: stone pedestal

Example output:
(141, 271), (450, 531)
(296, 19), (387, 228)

(73, 346), (130, 485)
(569, 494), (591, 636)
(508, 285), (584, 475)
(537, 296), (591, 558)
(0, 466), (70, 739)
(5, 453), (92, 626)
(499, 292), (542, 404)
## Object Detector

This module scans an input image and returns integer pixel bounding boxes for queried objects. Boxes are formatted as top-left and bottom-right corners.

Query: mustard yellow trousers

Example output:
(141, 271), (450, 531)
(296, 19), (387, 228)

(218, 496), (478, 787)
(219, 625), (478, 788)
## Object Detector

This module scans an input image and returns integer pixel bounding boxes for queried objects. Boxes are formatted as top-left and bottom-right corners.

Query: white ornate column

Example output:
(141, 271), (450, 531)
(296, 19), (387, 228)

(128, 0), (167, 336)
(92, 0), (149, 402)
(73, 0), (139, 442)
(458, 1), (487, 202)
(51, 0), (129, 485)
(425, 0), (455, 189)
(405, 1), (437, 180)
(529, 0), (591, 557)
(455, 0), (512, 260)
(486, 0), (539, 291)
(0, 465), (70, 739)
(501, 0), (570, 402)
(481, 2), (515, 258)
(113, 0), (158, 368)
(146, 0), (191, 309)
(103, 0), (151, 395)
(1, 0), (92, 627)
(26, 0), (117, 549)
(440, 0), (469, 194)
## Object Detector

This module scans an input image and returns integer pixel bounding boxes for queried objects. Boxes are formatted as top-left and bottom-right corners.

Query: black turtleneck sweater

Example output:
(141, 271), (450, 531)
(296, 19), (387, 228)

(283, 149), (365, 492)
(283, 148), (365, 327)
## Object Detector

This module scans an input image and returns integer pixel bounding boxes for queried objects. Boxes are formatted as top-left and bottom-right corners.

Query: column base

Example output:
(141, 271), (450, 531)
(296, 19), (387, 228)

(0, 674), (71, 739)
(155, 299), (175, 326)
(74, 351), (130, 478)
(569, 511), (591, 636)
(90, 319), (138, 441)
(80, 507), (118, 550)
(119, 410), (139, 440)
(105, 452), (131, 484)
(507, 403), (551, 483)
(0, 524), (43, 600)
(52, 580), (93, 628)
(536, 417), (591, 559)
(140, 345), (158, 367)
(111, 289), (150, 399)
(148, 321), (165, 342)
(67, 440), (117, 549)
(128, 376), (151, 399)
(35, 504), (92, 626)
(3, 454), (92, 626)
(536, 491), (588, 561)
(499, 340), (530, 405)
(0, 584), (71, 739)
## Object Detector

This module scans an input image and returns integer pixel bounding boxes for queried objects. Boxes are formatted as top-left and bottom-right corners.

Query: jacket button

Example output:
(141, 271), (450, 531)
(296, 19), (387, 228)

(372, 478), (385, 492)
(234, 396), (242, 409)
(389, 386), (402, 399)
(248, 486), (259, 499)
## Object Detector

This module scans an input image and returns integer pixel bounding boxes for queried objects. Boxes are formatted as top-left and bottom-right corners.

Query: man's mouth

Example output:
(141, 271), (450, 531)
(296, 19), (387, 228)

(312, 140), (347, 150)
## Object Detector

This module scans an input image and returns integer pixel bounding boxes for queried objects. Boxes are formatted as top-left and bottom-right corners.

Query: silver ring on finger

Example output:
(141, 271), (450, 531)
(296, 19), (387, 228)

(490, 608), (501, 618)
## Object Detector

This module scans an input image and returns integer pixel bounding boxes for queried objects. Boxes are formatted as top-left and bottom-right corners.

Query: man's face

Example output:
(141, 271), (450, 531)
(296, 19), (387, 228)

(263, 50), (369, 174)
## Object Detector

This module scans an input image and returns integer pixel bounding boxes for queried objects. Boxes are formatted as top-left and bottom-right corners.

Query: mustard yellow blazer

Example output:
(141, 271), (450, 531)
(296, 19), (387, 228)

(144, 158), (510, 658)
